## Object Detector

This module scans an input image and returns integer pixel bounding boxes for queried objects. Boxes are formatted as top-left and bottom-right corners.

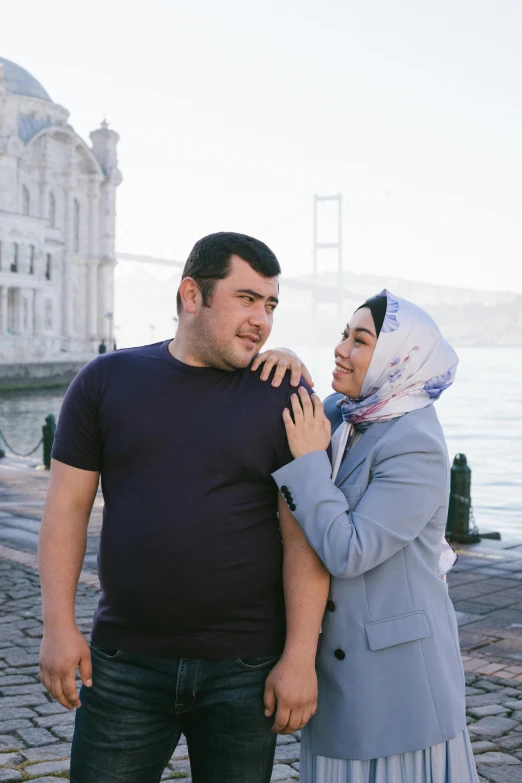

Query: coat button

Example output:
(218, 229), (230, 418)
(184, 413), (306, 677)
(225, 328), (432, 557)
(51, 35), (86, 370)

(326, 600), (336, 612)
(289, 503), (296, 511)
(334, 648), (345, 660)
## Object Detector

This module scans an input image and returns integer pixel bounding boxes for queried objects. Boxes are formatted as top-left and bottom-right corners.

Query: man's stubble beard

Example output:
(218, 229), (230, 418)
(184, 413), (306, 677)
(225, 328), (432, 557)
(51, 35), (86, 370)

(189, 310), (266, 371)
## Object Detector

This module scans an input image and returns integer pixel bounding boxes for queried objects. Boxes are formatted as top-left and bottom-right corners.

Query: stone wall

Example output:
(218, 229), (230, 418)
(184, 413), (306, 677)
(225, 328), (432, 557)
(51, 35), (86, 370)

(0, 360), (85, 389)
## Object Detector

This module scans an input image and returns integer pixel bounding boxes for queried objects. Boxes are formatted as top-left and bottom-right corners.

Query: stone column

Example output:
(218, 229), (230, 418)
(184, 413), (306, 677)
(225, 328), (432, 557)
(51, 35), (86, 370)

(0, 286), (7, 335)
(61, 143), (74, 341)
(87, 261), (98, 339)
(34, 288), (43, 336)
(14, 288), (22, 334)
(27, 289), (35, 334)
(86, 179), (101, 340)
(61, 206), (73, 338)
(97, 260), (116, 341)
(87, 178), (100, 258)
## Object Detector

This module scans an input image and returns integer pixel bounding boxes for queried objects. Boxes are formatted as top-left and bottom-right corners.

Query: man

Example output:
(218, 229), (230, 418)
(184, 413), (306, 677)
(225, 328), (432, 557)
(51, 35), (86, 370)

(39, 232), (329, 783)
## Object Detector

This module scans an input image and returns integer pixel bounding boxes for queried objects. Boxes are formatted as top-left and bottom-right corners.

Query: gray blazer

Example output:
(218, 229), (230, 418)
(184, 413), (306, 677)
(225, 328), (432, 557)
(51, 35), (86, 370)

(273, 395), (466, 761)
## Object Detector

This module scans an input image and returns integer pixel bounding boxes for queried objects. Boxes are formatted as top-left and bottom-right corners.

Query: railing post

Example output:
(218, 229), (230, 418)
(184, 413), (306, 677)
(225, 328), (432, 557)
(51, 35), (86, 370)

(42, 414), (56, 470)
(446, 453), (480, 544)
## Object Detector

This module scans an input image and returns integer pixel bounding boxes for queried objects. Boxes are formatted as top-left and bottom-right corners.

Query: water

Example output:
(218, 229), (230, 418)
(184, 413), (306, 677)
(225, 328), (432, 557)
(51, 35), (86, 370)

(0, 388), (64, 464)
(0, 348), (520, 539)
(296, 345), (522, 540)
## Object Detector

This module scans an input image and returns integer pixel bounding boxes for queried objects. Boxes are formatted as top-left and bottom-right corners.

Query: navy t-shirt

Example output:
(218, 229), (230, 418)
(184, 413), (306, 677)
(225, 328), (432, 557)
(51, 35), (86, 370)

(52, 340), (298, 659)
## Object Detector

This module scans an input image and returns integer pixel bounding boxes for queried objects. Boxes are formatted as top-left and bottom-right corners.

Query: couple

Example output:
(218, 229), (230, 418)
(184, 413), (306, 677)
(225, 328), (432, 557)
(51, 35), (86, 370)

(38, 231), (478, 783)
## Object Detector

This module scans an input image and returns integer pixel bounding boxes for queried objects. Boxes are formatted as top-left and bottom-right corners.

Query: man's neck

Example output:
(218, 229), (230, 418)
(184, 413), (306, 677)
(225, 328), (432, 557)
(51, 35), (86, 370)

(168, 332), (209, 367)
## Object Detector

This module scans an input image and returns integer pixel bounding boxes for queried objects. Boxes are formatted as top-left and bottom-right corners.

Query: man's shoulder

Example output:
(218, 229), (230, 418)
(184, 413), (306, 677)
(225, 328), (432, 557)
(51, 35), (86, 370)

(70, 343), (167, 401)
(246, 365), (313, 404)
(89, 342), (165, 375)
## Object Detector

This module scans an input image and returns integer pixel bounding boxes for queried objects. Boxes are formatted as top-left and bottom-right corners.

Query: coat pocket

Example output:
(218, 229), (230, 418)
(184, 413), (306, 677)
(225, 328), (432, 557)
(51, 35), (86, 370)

(365, 610), (431, 651)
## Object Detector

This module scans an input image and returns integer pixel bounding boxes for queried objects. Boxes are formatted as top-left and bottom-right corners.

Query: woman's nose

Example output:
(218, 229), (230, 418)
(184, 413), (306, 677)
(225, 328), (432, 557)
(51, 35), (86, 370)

(336, 339), (350, 358)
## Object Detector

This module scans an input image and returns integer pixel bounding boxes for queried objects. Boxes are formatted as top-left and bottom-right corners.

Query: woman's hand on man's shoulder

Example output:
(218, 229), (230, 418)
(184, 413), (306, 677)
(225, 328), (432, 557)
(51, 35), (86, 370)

(251, 348), (314, 389)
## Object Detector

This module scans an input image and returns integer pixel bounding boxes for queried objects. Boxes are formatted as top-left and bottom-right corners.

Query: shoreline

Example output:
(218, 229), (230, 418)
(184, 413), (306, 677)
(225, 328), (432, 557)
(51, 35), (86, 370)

(0, 360), (85, 392)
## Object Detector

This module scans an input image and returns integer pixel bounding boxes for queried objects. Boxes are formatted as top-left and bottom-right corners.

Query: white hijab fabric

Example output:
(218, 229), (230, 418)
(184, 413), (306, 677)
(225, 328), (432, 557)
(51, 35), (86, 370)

(335, 290), (459, 578)
(338, 290), (459, 425)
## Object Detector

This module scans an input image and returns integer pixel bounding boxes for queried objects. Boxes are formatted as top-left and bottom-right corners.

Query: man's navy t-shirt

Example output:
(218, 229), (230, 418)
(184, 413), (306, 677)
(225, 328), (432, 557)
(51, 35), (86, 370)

(52, 340), (297, 660)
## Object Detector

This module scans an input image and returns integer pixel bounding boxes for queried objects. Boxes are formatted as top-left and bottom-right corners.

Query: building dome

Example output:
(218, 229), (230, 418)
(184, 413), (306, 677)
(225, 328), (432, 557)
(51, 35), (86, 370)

(0, 57), (52, 102)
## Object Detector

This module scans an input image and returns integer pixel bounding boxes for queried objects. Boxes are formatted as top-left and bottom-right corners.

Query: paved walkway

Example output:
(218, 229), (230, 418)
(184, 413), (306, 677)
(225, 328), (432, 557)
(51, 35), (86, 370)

(2, 466), (522, 781)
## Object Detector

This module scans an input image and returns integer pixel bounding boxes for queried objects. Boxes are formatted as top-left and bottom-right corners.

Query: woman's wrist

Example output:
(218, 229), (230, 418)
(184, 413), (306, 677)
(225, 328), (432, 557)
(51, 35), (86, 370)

(292, 447), (327, 460)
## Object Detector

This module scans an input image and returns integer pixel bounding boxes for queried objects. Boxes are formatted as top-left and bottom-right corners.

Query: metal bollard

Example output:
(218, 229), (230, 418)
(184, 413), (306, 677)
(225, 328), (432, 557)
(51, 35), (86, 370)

(446, 453), (480, 544)
(42, 414), (56, 470)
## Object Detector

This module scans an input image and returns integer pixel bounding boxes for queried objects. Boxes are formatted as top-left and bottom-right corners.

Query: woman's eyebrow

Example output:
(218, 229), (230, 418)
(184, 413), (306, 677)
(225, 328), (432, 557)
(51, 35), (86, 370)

(353, 327), (377, 338)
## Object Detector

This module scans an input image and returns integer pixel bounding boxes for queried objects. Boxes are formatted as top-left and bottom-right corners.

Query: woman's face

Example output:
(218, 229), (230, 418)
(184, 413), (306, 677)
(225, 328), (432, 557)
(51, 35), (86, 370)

(332, 307), (378, 398)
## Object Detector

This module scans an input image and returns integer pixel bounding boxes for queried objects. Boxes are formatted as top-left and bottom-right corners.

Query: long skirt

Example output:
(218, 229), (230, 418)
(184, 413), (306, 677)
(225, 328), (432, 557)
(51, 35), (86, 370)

(300, 726), (479, 783)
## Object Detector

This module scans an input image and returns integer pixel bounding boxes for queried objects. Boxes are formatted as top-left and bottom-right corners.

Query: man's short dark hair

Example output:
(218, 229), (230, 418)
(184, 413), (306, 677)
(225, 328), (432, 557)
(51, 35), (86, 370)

(176, 232), (281, 314)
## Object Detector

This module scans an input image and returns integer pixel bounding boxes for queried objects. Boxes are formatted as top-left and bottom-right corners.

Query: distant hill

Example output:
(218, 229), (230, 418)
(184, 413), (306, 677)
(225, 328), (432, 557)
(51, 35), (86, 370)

(114, 267), (522, 348)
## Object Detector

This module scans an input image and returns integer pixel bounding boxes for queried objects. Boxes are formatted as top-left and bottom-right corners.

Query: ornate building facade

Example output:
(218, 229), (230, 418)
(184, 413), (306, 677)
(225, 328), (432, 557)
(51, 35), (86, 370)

(0, 57), (122, 363)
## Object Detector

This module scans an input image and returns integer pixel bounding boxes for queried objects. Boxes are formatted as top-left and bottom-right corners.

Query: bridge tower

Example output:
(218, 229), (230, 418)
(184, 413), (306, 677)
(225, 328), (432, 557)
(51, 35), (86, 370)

(312, 193), (343, 321)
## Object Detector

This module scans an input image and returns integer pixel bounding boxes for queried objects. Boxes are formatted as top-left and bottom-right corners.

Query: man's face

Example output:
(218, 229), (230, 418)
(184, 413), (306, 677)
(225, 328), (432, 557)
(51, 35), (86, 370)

(194, 255), (279, 370)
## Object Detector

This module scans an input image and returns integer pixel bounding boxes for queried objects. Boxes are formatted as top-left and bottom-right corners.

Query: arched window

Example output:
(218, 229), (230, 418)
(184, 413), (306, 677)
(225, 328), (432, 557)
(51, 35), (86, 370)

(49, 192), (56, 227)
(22, 186), (30, 216)
(73, 199), (80, 253)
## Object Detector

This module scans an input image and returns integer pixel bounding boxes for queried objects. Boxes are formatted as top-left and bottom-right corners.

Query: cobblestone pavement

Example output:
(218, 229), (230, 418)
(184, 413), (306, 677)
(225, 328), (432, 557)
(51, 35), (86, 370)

(0, 466), (102, 572)
(3, 468), (522, 780)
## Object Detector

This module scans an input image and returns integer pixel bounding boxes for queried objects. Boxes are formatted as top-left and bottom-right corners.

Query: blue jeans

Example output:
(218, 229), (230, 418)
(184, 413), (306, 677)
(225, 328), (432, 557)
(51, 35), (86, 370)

(70, 643), (280, 783)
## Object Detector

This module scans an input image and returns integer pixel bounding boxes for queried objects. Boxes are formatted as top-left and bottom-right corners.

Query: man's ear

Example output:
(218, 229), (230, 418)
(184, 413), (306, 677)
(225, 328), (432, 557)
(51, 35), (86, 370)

(178, 277), (200, 315)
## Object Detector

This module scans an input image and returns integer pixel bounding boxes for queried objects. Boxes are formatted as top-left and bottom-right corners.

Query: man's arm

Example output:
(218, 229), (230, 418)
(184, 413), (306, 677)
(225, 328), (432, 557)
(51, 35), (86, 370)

(38, 459), (100, 710)
(264, 494), (330, 733)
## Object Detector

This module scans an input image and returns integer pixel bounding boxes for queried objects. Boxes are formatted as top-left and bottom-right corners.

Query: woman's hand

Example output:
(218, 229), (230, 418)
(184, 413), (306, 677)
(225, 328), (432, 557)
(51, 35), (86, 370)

(251, 348), (314, 388)
(283, 387), (331, 459)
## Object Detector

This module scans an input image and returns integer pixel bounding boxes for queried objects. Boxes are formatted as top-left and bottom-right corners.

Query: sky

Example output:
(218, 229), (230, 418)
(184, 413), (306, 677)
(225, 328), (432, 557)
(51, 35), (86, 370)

(2, 0), (522, 291)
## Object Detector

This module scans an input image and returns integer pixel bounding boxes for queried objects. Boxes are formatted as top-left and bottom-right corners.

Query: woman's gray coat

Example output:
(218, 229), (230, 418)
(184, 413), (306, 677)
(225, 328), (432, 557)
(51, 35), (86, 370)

(272, 394), (466, 761)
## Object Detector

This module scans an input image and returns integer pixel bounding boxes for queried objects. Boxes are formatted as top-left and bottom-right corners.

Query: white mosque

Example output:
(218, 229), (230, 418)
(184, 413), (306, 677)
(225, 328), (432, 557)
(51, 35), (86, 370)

(0, 57), (122, 365)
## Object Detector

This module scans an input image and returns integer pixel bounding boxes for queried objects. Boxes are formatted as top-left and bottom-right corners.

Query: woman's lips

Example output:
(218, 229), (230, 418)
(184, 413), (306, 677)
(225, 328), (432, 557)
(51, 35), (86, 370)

(333, 364), (353, 376)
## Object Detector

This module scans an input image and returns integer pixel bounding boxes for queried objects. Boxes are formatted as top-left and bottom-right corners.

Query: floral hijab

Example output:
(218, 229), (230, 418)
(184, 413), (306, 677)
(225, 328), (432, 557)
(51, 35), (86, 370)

(336, 290), (459, 578)
(338, 290), (459, 425)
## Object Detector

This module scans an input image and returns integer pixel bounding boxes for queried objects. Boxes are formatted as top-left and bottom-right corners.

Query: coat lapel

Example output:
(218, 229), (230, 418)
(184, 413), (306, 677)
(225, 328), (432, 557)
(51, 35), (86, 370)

(323, 394), (400, 485)
(334, 419), (398, 486)
(334, 427), (374, 485)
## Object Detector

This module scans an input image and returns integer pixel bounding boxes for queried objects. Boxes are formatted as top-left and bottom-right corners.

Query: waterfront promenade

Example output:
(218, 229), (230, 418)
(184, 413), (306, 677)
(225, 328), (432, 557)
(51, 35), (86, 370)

(2, 468), (522, 781)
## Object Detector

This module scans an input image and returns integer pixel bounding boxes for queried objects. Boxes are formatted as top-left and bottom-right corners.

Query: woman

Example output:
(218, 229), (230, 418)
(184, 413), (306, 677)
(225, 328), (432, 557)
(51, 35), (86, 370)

(257, 290), (477, 783)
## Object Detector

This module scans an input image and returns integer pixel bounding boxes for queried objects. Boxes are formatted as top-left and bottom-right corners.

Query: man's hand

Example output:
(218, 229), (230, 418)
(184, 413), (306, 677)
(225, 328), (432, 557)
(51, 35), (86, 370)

(40, 627), (92, 710)
(263, 656), (318, 733)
